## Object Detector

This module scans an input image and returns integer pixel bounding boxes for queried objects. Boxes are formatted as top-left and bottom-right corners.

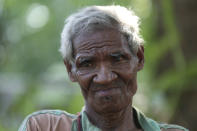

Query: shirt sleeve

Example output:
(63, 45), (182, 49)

(159, 123), (189, 131)
(18, 110), (74, 131)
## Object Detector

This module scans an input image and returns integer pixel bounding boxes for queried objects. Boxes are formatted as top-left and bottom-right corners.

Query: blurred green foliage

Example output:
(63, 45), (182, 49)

(0, 0), (196, 130)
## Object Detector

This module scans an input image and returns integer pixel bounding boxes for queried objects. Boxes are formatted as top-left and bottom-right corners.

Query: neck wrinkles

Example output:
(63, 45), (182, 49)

(84, 104), (137, 131)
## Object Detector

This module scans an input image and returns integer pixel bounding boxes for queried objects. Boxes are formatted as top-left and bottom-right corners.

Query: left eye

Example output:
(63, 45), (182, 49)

(113, 55), (123, 61)
(111, 53), (125, 62)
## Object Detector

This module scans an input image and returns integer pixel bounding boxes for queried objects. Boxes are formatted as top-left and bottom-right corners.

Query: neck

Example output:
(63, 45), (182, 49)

(85, 104), (138, 131)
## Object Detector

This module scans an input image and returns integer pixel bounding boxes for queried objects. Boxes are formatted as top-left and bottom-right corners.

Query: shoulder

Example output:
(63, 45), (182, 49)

(159, 123), (189, 131)
(18, 110), (77, 131)
(161, 128), (187, 131)
(133, 107), (189, 131)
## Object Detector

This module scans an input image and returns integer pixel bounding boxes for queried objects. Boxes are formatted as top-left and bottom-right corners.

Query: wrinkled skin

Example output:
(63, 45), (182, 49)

(65, 29), (144, 130)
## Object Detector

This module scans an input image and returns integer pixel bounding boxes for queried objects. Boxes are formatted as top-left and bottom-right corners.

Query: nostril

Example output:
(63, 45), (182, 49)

(103, 96), (112, 102)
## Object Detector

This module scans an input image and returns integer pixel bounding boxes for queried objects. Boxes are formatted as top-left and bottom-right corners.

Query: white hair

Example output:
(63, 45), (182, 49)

(60, 5), (144, 63)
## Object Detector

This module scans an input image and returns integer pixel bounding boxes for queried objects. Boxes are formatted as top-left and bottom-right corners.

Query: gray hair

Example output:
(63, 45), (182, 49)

(60, 5), (144, 64)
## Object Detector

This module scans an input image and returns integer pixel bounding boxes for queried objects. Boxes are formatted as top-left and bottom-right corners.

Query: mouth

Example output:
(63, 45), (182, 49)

(92, 87), (123, 106)
(94, 87), (120, 99)
(96, 88), (115, 96)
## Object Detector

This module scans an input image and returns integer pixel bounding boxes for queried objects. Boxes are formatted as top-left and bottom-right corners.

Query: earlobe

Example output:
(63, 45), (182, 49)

(137, 45), (144, 71)
(63, 60), (77, 82)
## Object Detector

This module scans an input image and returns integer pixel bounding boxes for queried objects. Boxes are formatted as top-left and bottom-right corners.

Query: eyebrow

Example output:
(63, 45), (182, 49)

(110, 51), (123, 56)
(110, 51), (131, 59)
(110, 51), (129, 56)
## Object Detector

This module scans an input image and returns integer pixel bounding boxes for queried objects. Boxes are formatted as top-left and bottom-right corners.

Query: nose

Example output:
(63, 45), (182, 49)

(93, 65), (118, 84)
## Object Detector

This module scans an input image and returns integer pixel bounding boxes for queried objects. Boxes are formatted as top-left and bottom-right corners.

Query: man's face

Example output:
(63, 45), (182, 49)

(66, 29), (143, 114)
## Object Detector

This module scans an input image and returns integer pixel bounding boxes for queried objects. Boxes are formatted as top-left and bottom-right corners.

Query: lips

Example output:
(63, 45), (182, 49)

(93, 87), (122, 106)
(89, 80), (125, 98)
(96, 88), (116, 95)
(94, 87), (121, 98)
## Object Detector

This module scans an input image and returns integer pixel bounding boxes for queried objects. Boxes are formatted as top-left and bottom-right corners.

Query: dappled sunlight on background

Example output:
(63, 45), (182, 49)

(26, 4), (50, 30)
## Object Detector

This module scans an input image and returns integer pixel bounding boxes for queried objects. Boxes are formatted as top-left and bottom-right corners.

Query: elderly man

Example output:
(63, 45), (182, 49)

(19, 5), (188, 131)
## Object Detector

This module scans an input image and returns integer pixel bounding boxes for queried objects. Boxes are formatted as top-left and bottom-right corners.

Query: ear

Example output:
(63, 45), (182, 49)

(137, 45), (144, 71)
(63, 60), (77, 82)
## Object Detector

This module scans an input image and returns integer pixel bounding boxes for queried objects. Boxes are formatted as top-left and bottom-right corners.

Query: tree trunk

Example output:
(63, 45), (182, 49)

(170, 0), (197, 130)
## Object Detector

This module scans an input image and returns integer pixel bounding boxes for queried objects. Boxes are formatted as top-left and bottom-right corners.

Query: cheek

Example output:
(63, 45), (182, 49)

(117, 67), (137, 84)
(76, 71), (90, 86)
(75, 71), (94, 97)
(125, 75), (137, 97)
(114, 60), (138, 77)
(117, 67), (138, 96)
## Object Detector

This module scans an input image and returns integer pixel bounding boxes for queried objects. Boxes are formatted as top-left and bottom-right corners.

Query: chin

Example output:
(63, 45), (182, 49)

(91, 92), (131, 114)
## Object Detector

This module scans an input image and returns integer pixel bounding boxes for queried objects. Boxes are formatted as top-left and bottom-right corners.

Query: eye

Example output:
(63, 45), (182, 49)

(110, 53), (126, 62)
(78, 58), (93, 68)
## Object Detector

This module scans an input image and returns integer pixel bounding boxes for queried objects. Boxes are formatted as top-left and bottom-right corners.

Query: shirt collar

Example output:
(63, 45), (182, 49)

(79, 107), (161, 131)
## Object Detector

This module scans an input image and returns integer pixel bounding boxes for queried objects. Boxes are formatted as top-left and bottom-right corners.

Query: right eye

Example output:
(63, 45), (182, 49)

(78, 58), (93, 68)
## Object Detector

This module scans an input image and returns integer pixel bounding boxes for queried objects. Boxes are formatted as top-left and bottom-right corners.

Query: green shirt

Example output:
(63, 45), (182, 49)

(18, 107), (188, 131)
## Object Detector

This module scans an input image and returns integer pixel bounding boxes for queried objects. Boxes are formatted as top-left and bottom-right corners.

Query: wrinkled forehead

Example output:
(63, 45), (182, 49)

(74, 28), (121, 43)
(72, 29), (130, 55)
